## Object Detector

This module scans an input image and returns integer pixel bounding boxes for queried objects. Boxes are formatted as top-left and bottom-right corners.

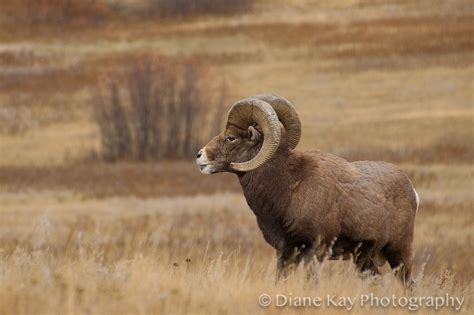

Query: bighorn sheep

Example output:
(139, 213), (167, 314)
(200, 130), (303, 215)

(196, 94), (419, 285)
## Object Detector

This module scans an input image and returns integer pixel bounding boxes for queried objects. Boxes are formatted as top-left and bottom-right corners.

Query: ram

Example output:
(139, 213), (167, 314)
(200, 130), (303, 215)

(196, 94), (419, 285)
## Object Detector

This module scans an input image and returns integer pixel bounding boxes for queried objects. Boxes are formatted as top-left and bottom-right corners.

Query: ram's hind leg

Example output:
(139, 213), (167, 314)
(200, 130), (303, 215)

(383, 243), (413, 287)
(354, 241), (380, 276)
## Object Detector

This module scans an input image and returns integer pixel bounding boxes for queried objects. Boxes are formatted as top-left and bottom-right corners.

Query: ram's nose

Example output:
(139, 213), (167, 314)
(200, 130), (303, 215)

(196, 149), (213, 174)
(196, 149), (208, 165)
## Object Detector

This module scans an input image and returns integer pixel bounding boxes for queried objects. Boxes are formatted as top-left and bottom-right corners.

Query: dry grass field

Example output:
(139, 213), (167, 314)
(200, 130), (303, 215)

(0, 0), (473, 314)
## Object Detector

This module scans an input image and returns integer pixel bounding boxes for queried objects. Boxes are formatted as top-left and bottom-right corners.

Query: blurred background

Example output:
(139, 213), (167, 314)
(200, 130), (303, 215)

(0, 0), (473, 314)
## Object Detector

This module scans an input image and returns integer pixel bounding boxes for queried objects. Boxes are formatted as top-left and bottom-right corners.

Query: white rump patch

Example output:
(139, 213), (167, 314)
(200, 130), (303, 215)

(413, 188), (420, 213)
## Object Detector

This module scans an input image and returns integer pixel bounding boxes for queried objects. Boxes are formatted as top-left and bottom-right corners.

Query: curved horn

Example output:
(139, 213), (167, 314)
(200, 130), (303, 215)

(227, 98), (281, 172)
(252, 94), (301, 150)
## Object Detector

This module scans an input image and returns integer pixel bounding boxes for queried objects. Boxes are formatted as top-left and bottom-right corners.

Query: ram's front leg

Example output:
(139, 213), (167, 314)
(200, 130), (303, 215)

(276, 241), (320, 280)
(276, 247), (298, 279)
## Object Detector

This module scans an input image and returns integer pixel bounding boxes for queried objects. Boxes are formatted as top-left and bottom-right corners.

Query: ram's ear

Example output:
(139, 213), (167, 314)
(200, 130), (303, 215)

(247, 126), (261, 142)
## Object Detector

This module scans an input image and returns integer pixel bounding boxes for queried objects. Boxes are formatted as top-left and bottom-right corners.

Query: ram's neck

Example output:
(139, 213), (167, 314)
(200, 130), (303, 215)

(238, 149), (301, 218)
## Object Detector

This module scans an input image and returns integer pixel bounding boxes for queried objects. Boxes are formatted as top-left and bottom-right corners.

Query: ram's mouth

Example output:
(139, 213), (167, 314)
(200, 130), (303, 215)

(197, 163), (214, 175)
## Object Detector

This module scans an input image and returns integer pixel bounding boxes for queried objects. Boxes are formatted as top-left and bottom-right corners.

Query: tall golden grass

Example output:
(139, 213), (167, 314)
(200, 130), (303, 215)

(0, 192), (472, 314)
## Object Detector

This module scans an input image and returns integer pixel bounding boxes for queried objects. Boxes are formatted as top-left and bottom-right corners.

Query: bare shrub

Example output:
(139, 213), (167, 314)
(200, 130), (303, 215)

(95, 82), (132, 161)
(94, 57), (226, 162)
(148, 0), (253, 18)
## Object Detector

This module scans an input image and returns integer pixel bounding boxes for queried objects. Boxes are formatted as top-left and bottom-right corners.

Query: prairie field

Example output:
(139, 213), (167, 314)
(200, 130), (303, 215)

(0, 0), (473, 314)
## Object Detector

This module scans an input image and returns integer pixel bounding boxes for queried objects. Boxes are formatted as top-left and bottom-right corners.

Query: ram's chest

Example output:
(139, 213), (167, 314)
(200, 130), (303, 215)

(240, 174), (294, 249)
(255, 213), (286, 250)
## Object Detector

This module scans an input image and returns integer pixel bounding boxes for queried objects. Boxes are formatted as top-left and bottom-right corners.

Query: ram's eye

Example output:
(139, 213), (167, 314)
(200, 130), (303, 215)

(226, 136), (237, 142)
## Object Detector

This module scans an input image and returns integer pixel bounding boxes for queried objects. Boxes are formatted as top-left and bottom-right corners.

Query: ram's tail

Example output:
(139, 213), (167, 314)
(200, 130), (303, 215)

(413, 188), (420, 213)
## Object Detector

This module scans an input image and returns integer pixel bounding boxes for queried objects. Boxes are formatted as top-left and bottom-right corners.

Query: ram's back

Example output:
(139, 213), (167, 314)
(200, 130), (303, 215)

(350, 160), (417, 212)
(299, 150), (417, 244)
